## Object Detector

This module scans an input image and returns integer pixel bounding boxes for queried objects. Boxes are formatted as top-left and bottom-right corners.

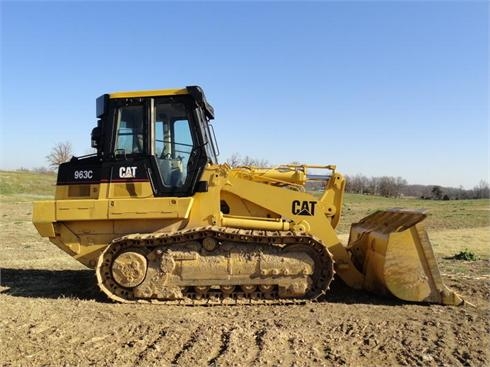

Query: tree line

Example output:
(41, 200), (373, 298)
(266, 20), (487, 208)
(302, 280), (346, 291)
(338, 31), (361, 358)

(345, 174), (490, 200)
(344, 175), (407, 198)
(225, 153), (269, 168)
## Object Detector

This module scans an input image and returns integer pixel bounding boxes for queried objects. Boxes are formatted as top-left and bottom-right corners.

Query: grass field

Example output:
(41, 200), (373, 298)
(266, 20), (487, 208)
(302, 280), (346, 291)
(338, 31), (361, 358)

(0, 170), (56, 201)
(339, 193), (490, 232)
(338, 193), (490, 260)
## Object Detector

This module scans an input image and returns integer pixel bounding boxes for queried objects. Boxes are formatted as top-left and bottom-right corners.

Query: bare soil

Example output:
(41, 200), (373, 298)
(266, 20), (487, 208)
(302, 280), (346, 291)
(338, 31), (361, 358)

(1, 201), (489, 366)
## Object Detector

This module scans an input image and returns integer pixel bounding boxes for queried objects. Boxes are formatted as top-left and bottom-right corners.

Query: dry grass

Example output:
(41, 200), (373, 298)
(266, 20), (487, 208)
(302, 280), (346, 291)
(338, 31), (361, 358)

(339, 194), (490, 233)
(0, 170), (56, 201)
(430, 227), (490, 259)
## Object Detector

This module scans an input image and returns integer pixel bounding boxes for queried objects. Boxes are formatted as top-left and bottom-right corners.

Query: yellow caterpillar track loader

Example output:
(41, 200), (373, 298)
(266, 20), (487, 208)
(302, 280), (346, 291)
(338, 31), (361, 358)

(32, 86), (462, 305)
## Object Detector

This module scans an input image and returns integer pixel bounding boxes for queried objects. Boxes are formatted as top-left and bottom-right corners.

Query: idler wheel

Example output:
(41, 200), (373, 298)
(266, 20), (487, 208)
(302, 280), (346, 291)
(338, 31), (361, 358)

(111, 251), (148, 288)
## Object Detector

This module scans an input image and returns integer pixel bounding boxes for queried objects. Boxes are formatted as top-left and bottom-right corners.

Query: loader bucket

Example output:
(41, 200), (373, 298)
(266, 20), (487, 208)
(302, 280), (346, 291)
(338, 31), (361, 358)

(347, 209), (463, 305)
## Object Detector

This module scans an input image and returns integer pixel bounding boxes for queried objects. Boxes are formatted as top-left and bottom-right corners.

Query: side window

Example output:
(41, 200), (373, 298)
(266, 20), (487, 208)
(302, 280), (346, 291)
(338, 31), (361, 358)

(115, 105), (144, 154)
(153, 103), (194, 188)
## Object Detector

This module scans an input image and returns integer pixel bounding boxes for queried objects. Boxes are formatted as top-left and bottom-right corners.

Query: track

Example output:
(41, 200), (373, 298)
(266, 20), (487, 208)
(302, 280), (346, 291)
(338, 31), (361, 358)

(96, 226), (335, 305)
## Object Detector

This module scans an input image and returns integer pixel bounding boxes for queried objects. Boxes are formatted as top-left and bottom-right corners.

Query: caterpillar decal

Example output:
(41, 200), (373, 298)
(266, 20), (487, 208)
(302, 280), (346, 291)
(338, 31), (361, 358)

(292, 200), (317, 216)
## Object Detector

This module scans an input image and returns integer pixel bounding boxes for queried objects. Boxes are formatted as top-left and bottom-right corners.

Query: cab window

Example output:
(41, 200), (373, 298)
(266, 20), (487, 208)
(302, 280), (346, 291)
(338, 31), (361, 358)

(153, 102), (194, 188)
(115, 105), (145, 154)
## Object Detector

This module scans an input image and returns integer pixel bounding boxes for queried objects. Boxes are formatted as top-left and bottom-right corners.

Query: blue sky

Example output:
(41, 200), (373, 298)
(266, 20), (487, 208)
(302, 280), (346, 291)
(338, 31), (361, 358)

(1, 1), (488, 188)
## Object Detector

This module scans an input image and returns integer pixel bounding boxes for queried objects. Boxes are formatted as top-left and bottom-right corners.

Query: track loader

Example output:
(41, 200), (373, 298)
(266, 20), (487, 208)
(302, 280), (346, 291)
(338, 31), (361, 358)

(32, 86), (462, 305)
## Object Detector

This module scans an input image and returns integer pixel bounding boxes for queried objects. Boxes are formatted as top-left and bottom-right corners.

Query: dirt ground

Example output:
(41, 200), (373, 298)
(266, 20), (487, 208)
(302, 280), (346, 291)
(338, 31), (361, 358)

(1, 201), (489, 366)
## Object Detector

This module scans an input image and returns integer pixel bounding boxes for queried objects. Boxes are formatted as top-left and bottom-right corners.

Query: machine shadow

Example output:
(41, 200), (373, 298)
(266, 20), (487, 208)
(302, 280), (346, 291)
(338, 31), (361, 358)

(321, 278), (406, 306)
(0, 268), (107, 302)
(0, 268), (405, 306)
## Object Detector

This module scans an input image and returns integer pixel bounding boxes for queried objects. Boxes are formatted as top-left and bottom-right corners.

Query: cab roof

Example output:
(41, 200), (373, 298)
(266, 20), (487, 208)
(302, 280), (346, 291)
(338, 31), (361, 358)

(96, 86), (214, 120)
(108, 88), (189, 99)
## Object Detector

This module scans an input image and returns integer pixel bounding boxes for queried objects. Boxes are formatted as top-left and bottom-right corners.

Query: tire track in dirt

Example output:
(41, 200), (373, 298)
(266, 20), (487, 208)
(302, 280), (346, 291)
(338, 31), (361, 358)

(207, 328), (234, 366)
(107, 322), (197, 366)
(252, 324), (298, 366)
(105, 323), (165, 366)
(171, 326), (204, 365)
(171, 325), (233, 366)
(134, 328), (168, 365)
(214, 325), (259, 366)
(140, 325), (196, 366)
(253, 327), (267, 364)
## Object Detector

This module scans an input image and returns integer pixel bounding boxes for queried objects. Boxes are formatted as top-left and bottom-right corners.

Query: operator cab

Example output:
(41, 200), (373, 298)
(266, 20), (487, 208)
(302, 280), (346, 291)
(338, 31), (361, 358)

(61, 86), (218, 197)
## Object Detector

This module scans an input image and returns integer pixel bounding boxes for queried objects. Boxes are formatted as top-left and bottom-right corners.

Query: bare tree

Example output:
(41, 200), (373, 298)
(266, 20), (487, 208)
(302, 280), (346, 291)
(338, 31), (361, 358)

(226, 153), (269, 168)
(46, 141), (73, 169)
(226, 153), (242, 167)
(346, 174), (369, 194)
(473, 180), (490, 199)
(378, 176), (404, 197)
(345, 175), (406, 197)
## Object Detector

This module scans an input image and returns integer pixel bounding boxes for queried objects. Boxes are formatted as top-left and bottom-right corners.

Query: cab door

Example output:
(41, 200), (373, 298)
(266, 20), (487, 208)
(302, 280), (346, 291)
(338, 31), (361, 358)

(148, 97), (207, 197)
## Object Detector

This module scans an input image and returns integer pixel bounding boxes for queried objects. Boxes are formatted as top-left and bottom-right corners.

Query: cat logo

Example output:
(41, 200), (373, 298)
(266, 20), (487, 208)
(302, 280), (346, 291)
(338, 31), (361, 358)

(119, 166), (137, 178)
(291, 200), (317, 216)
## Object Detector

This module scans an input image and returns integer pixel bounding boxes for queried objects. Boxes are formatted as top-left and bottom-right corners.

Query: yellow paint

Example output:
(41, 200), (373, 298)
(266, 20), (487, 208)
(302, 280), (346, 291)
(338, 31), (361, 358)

(108, 197), (193, 219)
(109, 88), (188, 99)
(32, 201), (56, 237)
(349, 210), (463, 305)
